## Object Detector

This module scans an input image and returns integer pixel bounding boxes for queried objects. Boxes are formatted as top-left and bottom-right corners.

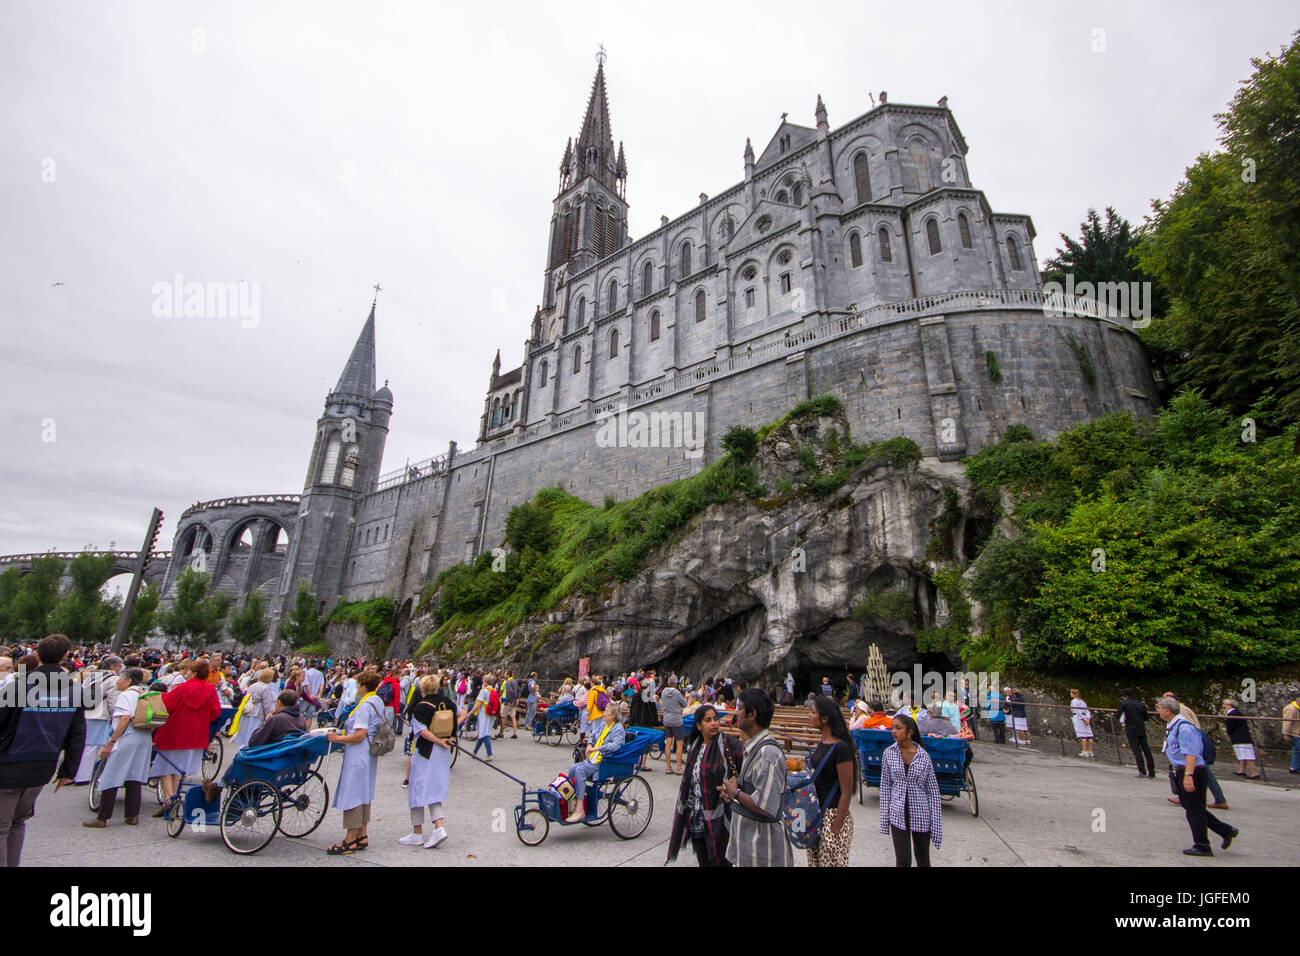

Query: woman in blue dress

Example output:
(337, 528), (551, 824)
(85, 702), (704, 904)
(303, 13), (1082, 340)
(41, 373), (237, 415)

(83, 668), (151, 827)
(325, 670), (384, 855)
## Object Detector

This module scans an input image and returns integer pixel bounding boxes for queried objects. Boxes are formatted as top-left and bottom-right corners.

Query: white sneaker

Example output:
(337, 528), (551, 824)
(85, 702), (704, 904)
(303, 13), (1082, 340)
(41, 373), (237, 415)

(424, 827), (447, 848)
(398, 832), (424, 846)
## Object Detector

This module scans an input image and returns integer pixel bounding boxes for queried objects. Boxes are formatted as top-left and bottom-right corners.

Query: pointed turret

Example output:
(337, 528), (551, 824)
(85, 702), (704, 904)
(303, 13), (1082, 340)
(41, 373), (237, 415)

(615, 141), (627, 180)
(815, 94), (828, 130)
(333, 304), (377, 399)
(744, 137), (755, 166)
(575, 62), (617, 190)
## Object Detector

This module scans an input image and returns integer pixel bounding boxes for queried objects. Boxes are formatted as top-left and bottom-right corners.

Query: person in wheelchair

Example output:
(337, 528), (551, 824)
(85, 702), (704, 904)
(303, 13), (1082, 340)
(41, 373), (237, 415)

(201, 691), (305, 803)
(564, 702), (625, 823)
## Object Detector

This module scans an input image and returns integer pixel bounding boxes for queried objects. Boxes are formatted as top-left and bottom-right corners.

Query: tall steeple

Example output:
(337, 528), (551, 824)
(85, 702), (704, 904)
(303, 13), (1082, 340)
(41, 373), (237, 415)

(575, 61), (617, 191)
(333, 304), (377, 399)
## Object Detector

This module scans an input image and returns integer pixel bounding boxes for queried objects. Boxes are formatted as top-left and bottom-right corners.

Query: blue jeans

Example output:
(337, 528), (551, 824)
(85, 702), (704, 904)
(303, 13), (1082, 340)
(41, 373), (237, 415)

(1291, 737), (1300, 772)
(1205, 768), (1225, 804)
(568, 759), (599, 805)
(473, 734), (493, 757)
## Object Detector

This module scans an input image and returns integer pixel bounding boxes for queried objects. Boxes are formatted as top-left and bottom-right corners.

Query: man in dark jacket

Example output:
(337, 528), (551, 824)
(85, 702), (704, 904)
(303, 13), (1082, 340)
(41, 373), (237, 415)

(249, 691), (307, 748)
(1117, 689), (1156, 778)
(0, 634), (86, 867)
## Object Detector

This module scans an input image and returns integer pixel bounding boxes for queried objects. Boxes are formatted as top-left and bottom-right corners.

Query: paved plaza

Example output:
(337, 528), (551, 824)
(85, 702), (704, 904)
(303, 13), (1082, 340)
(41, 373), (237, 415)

(18, 732), (1300, 867)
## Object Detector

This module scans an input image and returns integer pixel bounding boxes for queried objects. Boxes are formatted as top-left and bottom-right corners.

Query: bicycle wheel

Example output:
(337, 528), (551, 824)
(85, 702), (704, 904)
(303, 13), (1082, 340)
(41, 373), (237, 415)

(461, 721), (477, 742)
(202, 734), (224, 780)
(220, 780), (281, 855)
(608, 775), (653, 840)
(546, 720), (564, 747)
(165, 800), (186, 839)
(88, 759), (105, 813)
(516, 808), (548, 846)
(581, 789), (608, 827)
(965, 766), (979, 817)
(277, 770), (328, 838)
(154, 778), (165, 805)
(449, 738), (459, 769)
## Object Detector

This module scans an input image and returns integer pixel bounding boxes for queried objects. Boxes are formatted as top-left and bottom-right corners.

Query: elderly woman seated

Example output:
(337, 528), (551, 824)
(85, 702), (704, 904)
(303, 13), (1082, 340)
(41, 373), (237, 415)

(564, 702), (625, 823)
(919, 705), (959, 737)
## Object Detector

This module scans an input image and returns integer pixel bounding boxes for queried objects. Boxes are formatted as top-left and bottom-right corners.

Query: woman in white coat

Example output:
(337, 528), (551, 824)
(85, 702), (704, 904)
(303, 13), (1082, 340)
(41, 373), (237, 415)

(83, 668), (150, 827)
(399, 677), (465, 849)
(230, 667), (278, 754)
(325, 670), (383, 855)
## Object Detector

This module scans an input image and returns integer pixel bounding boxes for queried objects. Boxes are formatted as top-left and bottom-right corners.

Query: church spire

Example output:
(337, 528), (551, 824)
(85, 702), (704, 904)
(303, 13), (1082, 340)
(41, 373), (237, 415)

(574, 60), (619, 191)
(333, 302), (377, 398)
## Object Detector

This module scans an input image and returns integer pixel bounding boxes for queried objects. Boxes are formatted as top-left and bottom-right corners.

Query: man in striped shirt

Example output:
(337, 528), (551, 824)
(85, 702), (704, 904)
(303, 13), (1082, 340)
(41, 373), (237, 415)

(720, 688), (793, 867)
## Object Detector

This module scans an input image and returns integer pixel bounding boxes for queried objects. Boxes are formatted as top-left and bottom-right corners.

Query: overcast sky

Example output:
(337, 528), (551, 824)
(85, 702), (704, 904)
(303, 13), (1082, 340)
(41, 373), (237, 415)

(1, 1), (1294, 567)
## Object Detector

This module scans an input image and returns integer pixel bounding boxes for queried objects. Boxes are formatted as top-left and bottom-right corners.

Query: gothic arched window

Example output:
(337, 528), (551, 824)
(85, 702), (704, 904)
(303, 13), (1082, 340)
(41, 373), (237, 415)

(775, 190), (789, 204)
(573, 344), (582, 374)
(538, 359), (548, 386)
(926, 218), (942, 255)
(642, 261), (654, 297)
(878, 227), (892, 262)
(854, 152), (871, 205)
(491, 397), (501, 428)
(576, 296), (586, 328)
(320, 433), (341, 483)
(958, 213), (973, 249)
(1006, 235), (1022, 271)
(607, 279), (618, 312)
(650, 310), (660, 341)
(609, 327), (619, 359)
(594, 204), (606, 257)
(560, 204), (572, 258)
(695, 289), (706, 323)
(680, 241), (692, 278)
(792, 182), (803, 205)
(849, 232), (863, 268)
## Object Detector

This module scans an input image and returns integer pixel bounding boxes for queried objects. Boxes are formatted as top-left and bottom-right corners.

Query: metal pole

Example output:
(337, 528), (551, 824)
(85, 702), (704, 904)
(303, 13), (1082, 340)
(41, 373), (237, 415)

(111, 508), (163, 655)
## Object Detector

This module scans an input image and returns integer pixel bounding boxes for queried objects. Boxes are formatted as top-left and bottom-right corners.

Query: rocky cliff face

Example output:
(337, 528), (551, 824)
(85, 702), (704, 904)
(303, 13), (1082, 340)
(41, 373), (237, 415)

(409, 410), (987, 689)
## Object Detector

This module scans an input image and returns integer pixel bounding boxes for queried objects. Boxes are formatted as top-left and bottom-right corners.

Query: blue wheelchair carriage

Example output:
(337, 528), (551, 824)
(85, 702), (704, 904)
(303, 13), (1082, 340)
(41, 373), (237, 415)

(511, 726), (663, 846)
(532, 700), (581, 746)
(163, 731), (343, 854)
(851, 728), (979, 817)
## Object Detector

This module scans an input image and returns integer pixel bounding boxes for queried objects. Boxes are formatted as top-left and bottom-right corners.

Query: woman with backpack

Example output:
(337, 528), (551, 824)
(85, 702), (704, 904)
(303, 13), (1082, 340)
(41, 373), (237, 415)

(150, 659), (222, 814)
(879, 713), (943, 867)
(325, 670), (384, 855)
(398, 675), (463, 849)
(805, 695), (858, 867)
(666, 704), (743, 867)
(468, 673), (497, 760)
(83, 668), (150, 828)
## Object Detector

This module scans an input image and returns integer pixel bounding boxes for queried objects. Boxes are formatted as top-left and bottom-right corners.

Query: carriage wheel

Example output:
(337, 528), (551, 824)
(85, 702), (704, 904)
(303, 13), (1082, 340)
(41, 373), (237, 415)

(277, 771), (328, 838)
(88, 760), (105, 813)
(965, 766), (979, 817)
(220, 780), (282, 855)
(546, 721), (564, 747)
(516, 808), (549, 846)
(581, 791), (608, 827)
(202, 734), (224, 780)
(165, 803), (186, 838)
(532, 722), (544, 743)
(608, 775), (653, 840)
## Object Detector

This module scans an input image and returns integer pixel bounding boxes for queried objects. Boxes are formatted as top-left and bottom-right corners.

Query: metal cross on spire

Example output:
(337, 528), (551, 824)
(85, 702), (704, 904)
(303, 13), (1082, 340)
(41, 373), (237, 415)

(596, 42), (606, 66)
(371, 282), (383, 306)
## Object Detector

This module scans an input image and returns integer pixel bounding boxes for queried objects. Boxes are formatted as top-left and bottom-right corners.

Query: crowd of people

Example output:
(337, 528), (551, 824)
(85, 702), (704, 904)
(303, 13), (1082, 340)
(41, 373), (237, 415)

(0, 638), (1290, 867)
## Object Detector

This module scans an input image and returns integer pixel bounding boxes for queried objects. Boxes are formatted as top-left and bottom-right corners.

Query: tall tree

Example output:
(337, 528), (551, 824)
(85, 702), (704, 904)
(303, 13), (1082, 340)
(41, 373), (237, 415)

(157, 568), (232, 649)
(46, 553), (118, 645)
(1138, 32), (1300, 424)
(126, 583), (160, 644)
(6, 555), (65, 641)
(278, 580), (322, 649)
(228, 592), (269, 647)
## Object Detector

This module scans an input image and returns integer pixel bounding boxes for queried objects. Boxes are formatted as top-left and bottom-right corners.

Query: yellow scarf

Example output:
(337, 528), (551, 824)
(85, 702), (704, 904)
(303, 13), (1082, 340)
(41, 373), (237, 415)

(590, 720), (613, 764)
(227, 692), (253, 736)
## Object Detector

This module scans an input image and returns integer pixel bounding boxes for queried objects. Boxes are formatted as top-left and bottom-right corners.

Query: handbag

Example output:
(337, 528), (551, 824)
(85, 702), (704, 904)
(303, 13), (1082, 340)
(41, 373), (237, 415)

(132, 691), (169, 729)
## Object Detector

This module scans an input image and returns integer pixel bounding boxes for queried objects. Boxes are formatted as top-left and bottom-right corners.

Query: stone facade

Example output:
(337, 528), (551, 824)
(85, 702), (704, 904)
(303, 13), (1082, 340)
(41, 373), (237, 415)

(0, 65), (1153, 646)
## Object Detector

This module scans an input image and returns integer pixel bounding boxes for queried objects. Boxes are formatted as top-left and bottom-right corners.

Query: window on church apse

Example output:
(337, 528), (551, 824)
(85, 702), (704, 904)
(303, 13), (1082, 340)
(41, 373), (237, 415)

(650, 310), (660, 341)
(849, 232), (862, 268)
(643, 261), (654, 297)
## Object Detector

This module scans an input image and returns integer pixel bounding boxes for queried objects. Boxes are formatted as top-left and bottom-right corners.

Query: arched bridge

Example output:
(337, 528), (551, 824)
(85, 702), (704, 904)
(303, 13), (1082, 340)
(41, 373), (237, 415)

(0, 550), (173, 590)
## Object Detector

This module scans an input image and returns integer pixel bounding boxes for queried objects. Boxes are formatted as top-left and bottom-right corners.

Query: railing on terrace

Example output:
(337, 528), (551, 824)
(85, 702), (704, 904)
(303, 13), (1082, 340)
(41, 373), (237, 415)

(375, 453), (450, 492)
(181, 494), (300, 519)
(0, 550), (173, 566)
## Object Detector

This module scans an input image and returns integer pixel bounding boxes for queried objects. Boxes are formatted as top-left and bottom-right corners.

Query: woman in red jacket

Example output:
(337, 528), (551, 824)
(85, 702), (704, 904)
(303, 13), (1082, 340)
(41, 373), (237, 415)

(150, 660), (221, 816)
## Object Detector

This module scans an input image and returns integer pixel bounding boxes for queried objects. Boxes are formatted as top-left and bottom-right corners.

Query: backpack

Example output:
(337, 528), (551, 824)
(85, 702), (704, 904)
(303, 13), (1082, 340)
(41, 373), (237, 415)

(595, 689), (610, 710)
(132, 691), (169, 729)
(1197, 727), (1217, 766)
(486, 688), (501, 716)
(779, 744), (841, 849)
(376, 681), (394, 706)
(457, 679), (468, 695)
(365, 699), (397, 757)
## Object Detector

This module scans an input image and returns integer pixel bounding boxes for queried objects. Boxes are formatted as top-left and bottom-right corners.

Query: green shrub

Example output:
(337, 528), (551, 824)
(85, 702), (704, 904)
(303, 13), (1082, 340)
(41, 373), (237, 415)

(722, 425), (759, 463)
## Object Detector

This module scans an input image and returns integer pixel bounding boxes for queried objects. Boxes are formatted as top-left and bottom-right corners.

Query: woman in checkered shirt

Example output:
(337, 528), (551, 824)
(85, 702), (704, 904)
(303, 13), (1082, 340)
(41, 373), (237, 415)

(878, 714), (943, 866)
